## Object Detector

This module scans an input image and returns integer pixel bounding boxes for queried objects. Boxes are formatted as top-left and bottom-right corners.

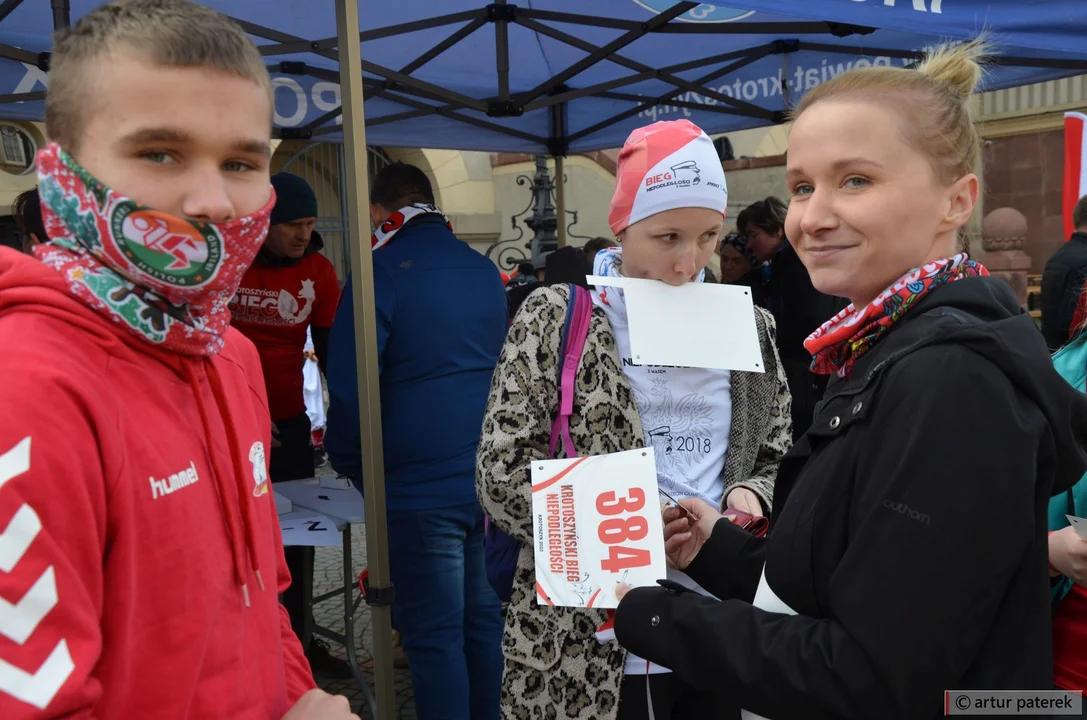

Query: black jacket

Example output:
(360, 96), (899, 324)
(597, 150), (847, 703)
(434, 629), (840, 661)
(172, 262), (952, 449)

(754, 242), (849, 440)
(616, 276), (1087, 720)
(1041, 232), (1087, 351)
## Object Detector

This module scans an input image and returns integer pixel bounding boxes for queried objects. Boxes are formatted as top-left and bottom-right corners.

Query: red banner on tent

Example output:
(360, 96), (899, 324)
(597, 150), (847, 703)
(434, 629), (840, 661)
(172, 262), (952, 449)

(1066, 112), (1087, 240)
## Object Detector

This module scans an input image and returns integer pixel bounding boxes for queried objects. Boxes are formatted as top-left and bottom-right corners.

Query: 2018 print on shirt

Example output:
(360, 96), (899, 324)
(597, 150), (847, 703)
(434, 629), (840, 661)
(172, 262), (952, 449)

(620, 351), (732, 507)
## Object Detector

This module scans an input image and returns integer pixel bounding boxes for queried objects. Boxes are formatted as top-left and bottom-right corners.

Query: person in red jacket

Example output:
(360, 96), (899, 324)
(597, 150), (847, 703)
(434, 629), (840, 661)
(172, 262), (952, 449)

(0, 1), (355, 718)
(230, 172), (345, 678)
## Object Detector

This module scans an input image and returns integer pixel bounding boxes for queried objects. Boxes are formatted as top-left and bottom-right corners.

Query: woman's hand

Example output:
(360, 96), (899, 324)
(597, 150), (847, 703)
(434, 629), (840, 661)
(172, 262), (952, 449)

(662, 498), (722, 570)
(1050, 526), (1087, 586)
(725, 487), (764, 517)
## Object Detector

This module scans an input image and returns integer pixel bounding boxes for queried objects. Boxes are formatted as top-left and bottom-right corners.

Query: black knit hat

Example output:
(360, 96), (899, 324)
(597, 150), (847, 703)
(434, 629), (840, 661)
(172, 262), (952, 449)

(270, 173), (318, 226)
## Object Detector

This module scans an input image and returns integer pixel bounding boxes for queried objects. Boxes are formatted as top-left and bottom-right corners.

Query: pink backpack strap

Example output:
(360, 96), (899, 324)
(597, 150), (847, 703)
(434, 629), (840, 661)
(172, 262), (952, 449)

(548, 285), (593, 458)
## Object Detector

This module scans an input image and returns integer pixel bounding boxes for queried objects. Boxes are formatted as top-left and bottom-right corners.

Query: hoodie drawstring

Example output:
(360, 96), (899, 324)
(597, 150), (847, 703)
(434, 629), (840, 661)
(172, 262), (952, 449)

(184, 360), (259, 607)
(205, 360), (265, 596)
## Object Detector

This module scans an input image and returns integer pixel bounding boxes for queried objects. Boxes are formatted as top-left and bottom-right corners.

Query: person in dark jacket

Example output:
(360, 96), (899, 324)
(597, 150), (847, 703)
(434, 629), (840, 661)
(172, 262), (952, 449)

(718, 232), (762, 286)
(507, 247), (590, 319)
(12, 187), (45, 254)
(324, 162), (507, 720)
(737, 197), (848, 440)
(612, 41), (1087, 720)
(1041, 194), (1087, 351)
(583, 236), (613, 269)
(504, 261), (538, 319)
(544, 244), (590, 287)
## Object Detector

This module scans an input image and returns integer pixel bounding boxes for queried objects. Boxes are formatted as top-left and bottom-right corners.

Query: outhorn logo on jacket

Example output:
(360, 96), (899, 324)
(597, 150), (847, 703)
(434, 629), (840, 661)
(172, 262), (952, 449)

(882, 498), (931, 525)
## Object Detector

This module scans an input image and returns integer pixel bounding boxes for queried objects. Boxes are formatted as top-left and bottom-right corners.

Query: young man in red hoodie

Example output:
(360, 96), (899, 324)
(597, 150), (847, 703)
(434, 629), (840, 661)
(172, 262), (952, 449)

(0, 1), (356, 718)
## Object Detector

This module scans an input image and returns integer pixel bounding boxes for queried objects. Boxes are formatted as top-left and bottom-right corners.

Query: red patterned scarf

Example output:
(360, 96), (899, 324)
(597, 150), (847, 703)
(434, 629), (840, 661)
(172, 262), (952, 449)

(805, 254), (989, 378)
(33, 143), (273, 356)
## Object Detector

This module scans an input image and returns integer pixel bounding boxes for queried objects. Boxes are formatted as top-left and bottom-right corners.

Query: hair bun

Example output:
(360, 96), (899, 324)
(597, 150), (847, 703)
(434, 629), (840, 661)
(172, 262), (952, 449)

(916, 38), (988, 103)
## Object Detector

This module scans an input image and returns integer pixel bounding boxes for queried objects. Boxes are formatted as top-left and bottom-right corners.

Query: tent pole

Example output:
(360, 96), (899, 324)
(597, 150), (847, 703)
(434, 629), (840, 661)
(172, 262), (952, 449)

(51, 0), (69, 30)
(555, 156), (566, 248)
(334, 0), (395, 718)
(0, 0), (26, 27)
(781, 52), (791, 109)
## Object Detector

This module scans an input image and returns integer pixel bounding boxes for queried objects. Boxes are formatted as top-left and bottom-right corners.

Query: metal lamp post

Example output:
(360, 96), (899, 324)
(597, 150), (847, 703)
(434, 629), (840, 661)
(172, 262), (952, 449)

(524, 155), (558, 266)
(487, 155), (589, 271)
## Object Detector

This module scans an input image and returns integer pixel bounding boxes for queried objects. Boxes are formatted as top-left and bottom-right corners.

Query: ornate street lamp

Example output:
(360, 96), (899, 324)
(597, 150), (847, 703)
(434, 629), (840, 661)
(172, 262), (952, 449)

(486, 155), (590, 271)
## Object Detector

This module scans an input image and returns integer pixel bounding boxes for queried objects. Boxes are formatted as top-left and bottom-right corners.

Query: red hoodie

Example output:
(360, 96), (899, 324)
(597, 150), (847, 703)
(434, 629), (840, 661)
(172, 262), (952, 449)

(0, 248), (315, 718)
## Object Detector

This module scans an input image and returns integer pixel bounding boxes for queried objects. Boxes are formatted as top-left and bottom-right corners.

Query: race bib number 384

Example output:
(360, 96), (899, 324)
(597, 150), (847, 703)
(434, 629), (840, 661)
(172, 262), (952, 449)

(531, 448), (666, 609)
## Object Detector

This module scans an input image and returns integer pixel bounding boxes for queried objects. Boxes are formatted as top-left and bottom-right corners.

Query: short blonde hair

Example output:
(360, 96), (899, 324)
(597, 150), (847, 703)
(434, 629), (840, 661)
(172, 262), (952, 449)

(45, 0), (272, 152)
(791, 39), (988, 185)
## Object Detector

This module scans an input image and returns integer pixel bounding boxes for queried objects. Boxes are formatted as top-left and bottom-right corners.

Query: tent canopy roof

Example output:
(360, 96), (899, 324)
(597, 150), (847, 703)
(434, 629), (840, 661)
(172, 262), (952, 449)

(0, 0), (1082, 153)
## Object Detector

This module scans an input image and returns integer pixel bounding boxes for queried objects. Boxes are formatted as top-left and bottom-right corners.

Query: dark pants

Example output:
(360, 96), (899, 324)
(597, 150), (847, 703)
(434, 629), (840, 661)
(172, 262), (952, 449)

(270, 411), (315, 644)
(387, 501), (503, 720)
(617, 673), (732, 720)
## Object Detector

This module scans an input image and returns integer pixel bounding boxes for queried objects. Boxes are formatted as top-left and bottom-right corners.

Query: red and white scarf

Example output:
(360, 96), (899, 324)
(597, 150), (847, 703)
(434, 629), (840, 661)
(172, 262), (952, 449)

(370, 203), (451, 252)
(805, 253), (988, 378)
(34, 143), (273, 356)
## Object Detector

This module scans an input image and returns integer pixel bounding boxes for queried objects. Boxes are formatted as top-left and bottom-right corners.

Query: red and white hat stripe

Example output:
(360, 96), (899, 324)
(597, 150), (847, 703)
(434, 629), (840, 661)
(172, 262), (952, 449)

(608, 119), (728, 236)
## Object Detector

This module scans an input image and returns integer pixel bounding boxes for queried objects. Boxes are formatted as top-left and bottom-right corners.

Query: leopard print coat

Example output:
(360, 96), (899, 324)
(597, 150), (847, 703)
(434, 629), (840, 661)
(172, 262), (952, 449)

(476, 283), (793, 720)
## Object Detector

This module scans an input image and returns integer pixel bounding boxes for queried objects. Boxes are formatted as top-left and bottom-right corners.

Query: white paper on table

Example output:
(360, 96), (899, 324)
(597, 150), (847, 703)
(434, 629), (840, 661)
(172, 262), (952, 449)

(319, 475), (354, 490)
(274, 479), (365, 525)
(531, 447), (666, 609)
(278, 512), (342, 547)
(586, 275), (764, 372)
(274, 491), (293, 516)
(1067, 515), (1087, 540)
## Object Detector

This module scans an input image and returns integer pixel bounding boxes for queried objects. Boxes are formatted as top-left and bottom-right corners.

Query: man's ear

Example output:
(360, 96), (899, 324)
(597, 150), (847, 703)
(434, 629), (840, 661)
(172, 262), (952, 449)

(369, 204), (384, 228)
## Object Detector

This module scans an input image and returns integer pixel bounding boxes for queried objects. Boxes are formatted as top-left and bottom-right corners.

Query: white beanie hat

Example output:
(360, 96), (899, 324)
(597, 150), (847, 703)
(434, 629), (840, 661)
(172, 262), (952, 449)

(608, 119), (728, 236)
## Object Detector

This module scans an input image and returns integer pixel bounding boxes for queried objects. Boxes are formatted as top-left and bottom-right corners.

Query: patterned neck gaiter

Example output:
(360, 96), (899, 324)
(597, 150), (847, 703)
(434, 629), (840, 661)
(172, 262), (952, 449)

(804, 253), (989, 378)
(34, 143), (274, 356)
(370, 202), (452, 251)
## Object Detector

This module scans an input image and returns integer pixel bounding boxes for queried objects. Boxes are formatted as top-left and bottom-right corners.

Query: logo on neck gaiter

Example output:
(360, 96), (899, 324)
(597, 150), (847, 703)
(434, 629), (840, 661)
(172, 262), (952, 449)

(111, 203), (223, 287)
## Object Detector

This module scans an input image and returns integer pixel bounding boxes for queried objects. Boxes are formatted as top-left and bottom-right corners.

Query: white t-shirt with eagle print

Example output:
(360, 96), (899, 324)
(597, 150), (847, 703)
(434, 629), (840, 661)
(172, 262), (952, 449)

(589, 248), (733, 676)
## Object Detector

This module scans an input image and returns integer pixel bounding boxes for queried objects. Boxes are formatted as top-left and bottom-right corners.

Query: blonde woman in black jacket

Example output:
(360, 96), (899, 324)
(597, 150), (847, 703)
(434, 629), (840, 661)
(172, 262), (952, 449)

(613, 41), (1087, 720)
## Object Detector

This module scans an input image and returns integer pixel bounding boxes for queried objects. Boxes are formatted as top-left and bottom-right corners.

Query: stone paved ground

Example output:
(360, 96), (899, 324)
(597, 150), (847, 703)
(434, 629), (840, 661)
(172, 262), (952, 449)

(312, 526), (417, 719)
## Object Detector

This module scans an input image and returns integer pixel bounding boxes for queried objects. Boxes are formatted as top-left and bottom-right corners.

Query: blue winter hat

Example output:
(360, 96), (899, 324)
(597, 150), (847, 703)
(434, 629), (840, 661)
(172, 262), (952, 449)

(270, 173), (318, 226)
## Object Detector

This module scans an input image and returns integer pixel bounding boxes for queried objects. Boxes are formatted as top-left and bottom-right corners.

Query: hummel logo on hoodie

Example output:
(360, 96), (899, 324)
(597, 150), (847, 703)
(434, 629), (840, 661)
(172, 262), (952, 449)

(149, 461), (199, 500)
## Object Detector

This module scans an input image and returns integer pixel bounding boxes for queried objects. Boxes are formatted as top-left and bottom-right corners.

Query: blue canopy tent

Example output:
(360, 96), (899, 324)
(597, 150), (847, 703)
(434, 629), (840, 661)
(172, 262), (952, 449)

(0, 2), (1082, 717)
(0, 2), (1083, 152)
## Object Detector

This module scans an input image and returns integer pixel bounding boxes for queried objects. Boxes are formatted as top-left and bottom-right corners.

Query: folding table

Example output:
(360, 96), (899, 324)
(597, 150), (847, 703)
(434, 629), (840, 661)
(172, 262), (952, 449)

(275, 479), (377, 718)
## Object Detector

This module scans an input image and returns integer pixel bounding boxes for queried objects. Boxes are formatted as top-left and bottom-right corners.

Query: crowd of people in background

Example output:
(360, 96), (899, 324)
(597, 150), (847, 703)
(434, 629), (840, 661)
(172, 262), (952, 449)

(2, 2), (1087, 719)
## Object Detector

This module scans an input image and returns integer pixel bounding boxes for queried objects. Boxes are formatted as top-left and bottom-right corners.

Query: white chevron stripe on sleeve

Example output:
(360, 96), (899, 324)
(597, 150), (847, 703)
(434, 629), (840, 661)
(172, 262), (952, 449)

(0, 566), (58, 645)
(0, 437), (30, 492)
(0, 436), (73, 710)
(0, 639), (74, 710)
(0, 504), (41, 573)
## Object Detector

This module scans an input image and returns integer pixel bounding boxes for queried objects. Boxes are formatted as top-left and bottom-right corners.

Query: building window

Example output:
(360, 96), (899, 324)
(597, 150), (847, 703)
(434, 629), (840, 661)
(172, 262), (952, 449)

(368, 147), (391, 181)
(0, 124), (36, 174)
